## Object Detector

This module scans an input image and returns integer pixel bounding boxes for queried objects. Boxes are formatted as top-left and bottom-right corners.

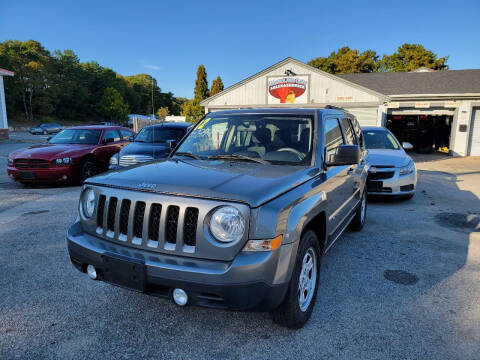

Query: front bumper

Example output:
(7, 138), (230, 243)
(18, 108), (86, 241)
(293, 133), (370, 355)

(367, 169), (417, 196)
(67, 221), (290, 311)
(7, 165), (76, 183)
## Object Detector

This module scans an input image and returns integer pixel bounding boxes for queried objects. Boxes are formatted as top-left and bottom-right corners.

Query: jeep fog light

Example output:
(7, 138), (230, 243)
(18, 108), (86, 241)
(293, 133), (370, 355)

(243, 235), (283, 251)
(173, 288), (188, 306)
(209, 206), (245, 243)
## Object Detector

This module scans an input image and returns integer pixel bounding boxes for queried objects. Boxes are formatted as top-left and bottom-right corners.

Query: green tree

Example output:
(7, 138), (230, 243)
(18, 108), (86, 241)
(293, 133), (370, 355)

(379, 43), (449, 72)
(156, 106), (169, 119)
(182, 99), (204, 122)
(194, 65), (209, 101)
(210, 76), (224, 96)
(0, 40), (51, 121)
(97, 87), (129, 122)
(308, 47), (379, 74)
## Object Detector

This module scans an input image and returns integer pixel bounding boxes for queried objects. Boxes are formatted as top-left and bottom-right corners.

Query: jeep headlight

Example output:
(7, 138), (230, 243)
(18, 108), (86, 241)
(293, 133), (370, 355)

(109, 153), (119, 166)
(8, 157), (13, 166)
(80, 188), (96, 219)
(399, 161), (415, 176)
(209, 206), (245, 243)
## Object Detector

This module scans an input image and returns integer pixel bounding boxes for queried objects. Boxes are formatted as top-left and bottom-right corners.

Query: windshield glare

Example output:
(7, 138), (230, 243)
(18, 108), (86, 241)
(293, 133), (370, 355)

(363, 130), (400, 150)
(175, 114), (314, 165)
(135, 127), (185, 143)
(49, 129), (102, 145)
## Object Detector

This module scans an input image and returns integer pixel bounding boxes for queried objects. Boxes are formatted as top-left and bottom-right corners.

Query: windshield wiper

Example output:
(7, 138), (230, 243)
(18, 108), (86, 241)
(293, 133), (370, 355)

(173, 151), (202, 160)
(208, 154), (268, 164)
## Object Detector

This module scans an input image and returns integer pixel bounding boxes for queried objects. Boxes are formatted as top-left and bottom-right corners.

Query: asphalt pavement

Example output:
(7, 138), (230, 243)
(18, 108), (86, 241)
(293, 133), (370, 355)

(1, 133), (479, 359)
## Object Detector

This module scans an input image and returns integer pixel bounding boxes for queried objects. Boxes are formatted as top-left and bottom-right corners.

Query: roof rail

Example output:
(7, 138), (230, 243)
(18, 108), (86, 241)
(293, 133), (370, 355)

(325, 105), (345, 110)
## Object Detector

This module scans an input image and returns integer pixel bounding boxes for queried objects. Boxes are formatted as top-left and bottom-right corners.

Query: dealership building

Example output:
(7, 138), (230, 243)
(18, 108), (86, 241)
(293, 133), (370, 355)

(200, 58), (480, 156)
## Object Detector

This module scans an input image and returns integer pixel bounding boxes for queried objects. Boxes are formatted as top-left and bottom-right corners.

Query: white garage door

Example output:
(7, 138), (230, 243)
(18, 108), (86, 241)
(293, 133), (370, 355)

(468, 108), (480, 156)
(344, 107), (378, 127)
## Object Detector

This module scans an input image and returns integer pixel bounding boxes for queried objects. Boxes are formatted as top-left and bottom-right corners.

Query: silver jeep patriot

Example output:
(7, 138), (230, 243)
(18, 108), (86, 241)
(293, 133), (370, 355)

(67, 108), (368, 328)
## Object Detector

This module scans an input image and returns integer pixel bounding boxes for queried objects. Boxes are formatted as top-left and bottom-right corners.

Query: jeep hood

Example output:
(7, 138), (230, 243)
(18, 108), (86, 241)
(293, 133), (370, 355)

(87, 159), (317, 207)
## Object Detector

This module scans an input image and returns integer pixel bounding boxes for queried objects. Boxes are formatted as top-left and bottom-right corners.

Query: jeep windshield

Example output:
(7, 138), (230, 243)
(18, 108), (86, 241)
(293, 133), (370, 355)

(174, 114), (314, 165)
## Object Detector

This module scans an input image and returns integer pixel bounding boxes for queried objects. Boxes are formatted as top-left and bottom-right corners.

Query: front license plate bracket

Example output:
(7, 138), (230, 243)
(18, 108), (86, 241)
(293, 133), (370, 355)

(101, 253), (146, 292)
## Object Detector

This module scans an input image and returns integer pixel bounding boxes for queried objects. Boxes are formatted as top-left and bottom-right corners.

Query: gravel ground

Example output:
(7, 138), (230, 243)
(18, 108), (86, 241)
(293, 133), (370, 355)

(1, 133), (479, 359)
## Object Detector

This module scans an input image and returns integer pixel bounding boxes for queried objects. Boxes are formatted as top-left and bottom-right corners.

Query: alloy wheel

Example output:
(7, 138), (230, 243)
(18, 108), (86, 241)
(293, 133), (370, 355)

(298, 247), (317, 312)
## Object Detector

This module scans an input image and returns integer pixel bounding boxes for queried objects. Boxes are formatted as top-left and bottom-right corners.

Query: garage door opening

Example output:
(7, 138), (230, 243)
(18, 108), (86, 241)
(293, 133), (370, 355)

(386, 114), (453, 154)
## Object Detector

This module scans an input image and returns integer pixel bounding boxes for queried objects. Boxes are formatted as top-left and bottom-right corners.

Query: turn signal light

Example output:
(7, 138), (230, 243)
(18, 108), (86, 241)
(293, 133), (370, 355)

(243, 235), (282, 251)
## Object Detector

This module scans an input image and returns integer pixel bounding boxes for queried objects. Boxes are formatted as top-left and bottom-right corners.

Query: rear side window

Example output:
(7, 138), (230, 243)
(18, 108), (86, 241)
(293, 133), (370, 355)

(324, 118), (344, 158)
(341, 118), (357, 145)
(104, 130), (120, 142)
(120, 129), (133, 140)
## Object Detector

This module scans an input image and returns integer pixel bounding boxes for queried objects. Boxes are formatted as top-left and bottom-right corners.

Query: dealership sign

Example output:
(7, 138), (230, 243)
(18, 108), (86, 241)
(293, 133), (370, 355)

(267, 76), (308, 104)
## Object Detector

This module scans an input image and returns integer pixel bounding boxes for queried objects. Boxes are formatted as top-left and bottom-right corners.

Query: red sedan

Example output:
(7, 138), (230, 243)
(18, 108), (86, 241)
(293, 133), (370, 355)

(7, 126), (134, 184)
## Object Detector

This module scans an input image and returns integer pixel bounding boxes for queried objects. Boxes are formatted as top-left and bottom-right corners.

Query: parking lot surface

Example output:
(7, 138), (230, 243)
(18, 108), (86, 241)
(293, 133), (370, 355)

(1, 132), (479, 359)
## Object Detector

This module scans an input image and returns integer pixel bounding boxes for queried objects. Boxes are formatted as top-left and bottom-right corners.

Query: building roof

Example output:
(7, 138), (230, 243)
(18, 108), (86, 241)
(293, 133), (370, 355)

(0, 68), (14, 76)
(338, 70), (480, 95)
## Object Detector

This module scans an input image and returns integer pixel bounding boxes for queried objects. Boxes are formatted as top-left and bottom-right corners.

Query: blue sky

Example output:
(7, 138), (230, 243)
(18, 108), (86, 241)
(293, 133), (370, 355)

(1, 0), (479, 98)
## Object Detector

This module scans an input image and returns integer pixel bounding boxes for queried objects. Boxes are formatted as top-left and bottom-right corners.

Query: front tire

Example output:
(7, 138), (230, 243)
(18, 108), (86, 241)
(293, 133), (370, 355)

(79, 159), (98, 183)
(270, 230), (321, 329)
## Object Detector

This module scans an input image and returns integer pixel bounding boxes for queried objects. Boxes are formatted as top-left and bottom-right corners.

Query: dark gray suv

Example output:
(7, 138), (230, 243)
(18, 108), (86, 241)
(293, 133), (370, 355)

(67, 108), (368, 328)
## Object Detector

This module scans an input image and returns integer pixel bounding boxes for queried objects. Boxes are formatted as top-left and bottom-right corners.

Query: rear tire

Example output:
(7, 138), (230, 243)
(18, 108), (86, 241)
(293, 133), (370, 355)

(270, 230), (321, 329)
(350, 188), (367, 231)
(79, 159), (98, 183)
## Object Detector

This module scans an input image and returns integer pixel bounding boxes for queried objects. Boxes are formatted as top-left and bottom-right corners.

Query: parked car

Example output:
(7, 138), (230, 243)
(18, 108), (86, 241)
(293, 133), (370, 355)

(67, 108), (368, 329)
(29, 123), (63, 135)
(8, 126), (134, 184)
(109, 122), (191, 169)
(362, 126), (417, 199)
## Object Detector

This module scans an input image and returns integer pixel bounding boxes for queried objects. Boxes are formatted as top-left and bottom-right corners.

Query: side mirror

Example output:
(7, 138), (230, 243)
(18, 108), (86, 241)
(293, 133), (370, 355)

(402, 142), (413, 150)
(103, 137), (115, 144)
(166, 139), (177, 150)
(325, 145), (361, 166)
(128, 135), (134, 142)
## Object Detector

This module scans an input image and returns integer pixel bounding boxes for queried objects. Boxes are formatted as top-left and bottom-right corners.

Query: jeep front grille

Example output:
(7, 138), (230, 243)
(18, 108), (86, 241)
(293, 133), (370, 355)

(95, 194), (199, 253)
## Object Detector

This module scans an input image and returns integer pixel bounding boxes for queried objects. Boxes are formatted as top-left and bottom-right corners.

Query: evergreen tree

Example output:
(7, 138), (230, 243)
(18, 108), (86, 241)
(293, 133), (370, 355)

(194, 65), (209, 101)
(182, 99), (204, 122)
(210, 76), (224, 96)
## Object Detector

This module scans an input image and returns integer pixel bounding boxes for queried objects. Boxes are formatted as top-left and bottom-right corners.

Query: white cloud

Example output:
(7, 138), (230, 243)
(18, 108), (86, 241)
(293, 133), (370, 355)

(143, 64), (161, 70)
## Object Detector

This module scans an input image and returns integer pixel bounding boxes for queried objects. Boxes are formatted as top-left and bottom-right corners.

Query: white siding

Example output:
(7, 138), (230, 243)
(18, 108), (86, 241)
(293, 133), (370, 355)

(344, 107), (378, 127)
(468, 108), (480, 156)
(206, 61), (382, 107)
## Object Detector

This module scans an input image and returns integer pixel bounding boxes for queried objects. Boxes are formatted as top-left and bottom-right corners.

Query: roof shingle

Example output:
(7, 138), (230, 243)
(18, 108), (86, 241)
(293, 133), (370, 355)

(338, 70), (480, 95)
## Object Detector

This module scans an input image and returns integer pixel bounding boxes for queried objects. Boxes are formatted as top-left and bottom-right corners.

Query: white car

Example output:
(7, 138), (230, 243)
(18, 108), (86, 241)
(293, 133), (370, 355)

(362, 127), (417, 199)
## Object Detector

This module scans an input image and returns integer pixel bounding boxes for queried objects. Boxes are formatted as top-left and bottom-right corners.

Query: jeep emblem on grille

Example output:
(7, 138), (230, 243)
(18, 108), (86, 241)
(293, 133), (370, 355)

(136, 182), (157, 190)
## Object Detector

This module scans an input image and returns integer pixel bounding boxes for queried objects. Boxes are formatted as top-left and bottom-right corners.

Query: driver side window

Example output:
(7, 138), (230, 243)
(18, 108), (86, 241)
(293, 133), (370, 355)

(324, 118), (344, 159)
